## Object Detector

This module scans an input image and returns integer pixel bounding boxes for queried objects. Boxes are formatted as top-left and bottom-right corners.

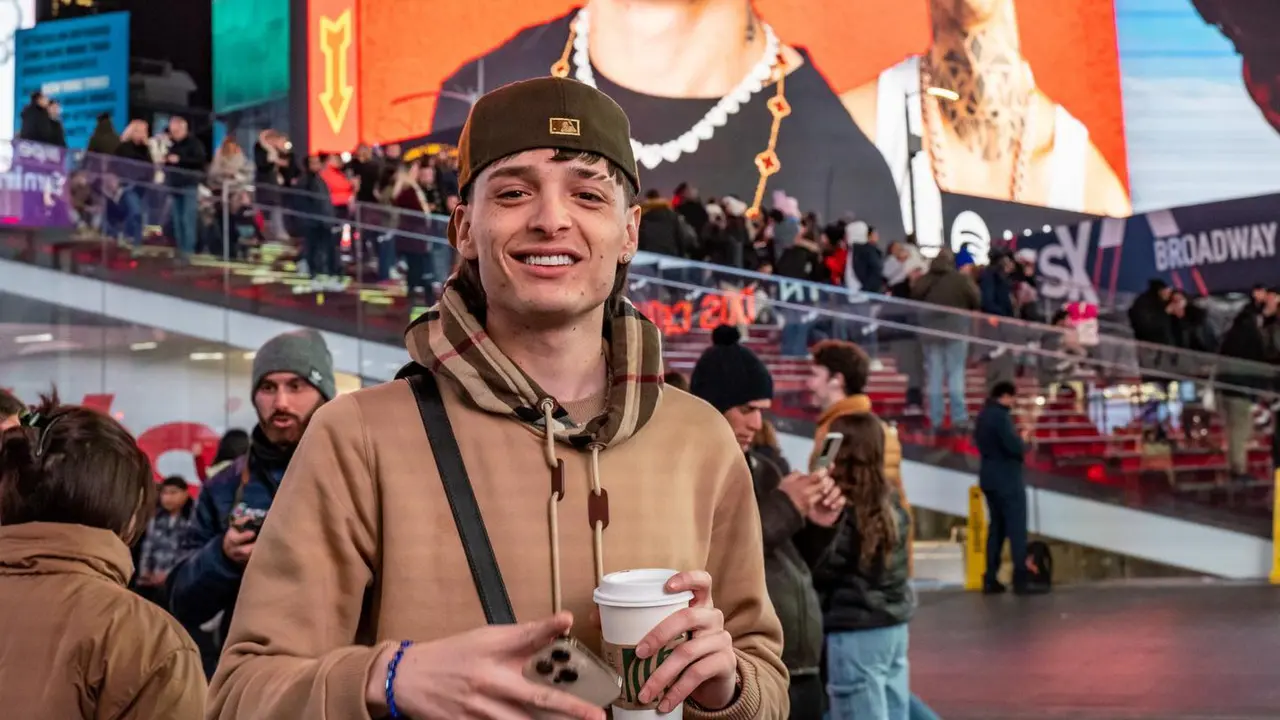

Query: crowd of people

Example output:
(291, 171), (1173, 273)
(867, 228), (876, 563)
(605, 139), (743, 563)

(1129, 281), (1280, 478)
(22, 80), (1083, 374)
(20, 89), (466, 295)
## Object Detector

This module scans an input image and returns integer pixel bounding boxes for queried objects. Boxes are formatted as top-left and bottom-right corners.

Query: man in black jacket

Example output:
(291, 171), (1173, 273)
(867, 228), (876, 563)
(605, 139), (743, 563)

(973, 381), (1045, 595)
(691, 324), (844, 720)
(1128, 279), (1175, 345)
(847, 221), (885, 294)
(165, 117), (208, 260)
(1217, 291), (1280, 479)
(637, 188), (692, 258)
(18, 91), (62, 146)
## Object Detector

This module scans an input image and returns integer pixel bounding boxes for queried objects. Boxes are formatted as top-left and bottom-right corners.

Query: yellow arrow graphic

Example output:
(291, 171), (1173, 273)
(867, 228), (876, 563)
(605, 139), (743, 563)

(318, 9), (353, 134)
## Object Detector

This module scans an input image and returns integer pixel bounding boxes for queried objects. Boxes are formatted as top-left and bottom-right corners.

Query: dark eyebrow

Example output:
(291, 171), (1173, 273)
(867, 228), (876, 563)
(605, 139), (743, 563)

(570, 166), (610, 183)
(486, 161), (612, 188)
(485, 165), (539, 184)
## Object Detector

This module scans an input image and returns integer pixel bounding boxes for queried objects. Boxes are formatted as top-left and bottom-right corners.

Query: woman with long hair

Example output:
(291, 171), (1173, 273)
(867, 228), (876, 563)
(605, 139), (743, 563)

(391, 160), (450, 303)
(0, 394), (206, 717)
(209, 136), (253, 196)
(101, 119), (154, 247)
(812, 412), (915, 720)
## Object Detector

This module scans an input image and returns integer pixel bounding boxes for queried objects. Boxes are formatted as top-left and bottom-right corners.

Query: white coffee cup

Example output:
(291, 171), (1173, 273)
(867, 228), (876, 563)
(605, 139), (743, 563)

(594, 569), (695, 720)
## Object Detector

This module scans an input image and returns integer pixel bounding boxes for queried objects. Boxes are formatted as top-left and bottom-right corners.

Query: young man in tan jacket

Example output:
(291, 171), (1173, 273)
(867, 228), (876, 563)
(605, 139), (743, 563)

(208, 77), (788, 720)
(806, 340), (912, 571)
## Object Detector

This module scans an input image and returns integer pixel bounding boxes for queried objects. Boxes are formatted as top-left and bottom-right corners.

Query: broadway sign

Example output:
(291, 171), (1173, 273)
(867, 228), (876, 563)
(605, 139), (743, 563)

(1014, 192), (1280, 303)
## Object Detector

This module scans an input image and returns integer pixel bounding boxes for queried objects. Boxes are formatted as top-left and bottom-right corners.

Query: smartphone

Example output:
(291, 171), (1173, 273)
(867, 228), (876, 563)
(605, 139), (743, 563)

(239, 516), (265, 534)
(524, 637), (622, 713)
(814, 432), (844, 471)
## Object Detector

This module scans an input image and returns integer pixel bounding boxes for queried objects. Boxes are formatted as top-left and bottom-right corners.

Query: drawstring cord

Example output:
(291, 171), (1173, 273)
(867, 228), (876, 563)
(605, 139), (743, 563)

(539, 399), (608, 616)
(587, 443), (605, 585)
(540, 399), (564, 614)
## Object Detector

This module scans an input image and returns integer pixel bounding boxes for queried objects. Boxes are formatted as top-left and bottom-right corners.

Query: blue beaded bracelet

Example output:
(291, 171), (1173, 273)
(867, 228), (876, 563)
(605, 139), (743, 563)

(385, 640), (413, 718)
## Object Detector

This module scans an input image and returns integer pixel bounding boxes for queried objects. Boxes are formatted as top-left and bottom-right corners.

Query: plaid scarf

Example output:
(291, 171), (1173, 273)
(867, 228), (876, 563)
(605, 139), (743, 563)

(406, 285), (665, 448)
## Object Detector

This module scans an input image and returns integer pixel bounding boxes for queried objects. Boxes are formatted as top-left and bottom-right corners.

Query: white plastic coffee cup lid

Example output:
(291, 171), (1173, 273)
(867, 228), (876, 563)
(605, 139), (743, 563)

(593, 569), (695, 608)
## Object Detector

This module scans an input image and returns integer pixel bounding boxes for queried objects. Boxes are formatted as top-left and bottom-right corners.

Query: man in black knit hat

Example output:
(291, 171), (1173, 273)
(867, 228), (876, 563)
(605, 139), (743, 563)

(691, 324), (844, 719)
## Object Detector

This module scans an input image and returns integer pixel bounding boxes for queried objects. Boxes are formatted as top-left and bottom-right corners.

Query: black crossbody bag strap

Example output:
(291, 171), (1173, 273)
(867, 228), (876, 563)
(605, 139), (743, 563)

(406, 371), (516, 625)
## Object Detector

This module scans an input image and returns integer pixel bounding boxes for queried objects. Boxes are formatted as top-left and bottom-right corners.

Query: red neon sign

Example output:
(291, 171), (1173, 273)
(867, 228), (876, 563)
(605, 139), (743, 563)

(638, 287), (758, 337)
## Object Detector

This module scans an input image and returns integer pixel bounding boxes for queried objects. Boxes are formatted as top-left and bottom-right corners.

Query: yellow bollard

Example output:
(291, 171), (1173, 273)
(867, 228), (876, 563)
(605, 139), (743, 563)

(1271, 470), (1280, 585)
(964, 485), (987, 591)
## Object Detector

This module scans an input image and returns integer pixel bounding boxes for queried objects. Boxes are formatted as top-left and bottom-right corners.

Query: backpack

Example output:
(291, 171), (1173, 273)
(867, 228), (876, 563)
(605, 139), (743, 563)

(1026, 540), (1053, 588)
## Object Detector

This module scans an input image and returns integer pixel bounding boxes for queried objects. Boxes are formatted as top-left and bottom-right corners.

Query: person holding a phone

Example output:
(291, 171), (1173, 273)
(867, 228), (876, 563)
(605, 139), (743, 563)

(805, 340), (912, 560)
(167, 329), (335, 677)
(206, 77), (789, 720)
(691, 324), (846, 720)
(807, 411), (916, 720)
(973, 380), (1043, 595)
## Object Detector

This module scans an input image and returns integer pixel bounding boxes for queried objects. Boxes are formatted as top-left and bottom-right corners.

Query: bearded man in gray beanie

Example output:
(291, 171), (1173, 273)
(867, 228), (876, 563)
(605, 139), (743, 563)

(169, 328), (335, 677)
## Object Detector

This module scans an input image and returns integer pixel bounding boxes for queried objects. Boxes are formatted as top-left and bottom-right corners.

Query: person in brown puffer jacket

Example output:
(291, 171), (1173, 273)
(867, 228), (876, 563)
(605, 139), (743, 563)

(912, 247), (980, 430)
(0, 395), (205, 719)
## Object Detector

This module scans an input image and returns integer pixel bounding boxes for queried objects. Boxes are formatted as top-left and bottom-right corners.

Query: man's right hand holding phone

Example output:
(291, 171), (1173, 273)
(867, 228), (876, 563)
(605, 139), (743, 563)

(365, 612), (606, 720)
(780, 469), (846, 526)
(222, 522), (257, 566)
(778, 471), (824, 516)
(807, 469), (846, 527)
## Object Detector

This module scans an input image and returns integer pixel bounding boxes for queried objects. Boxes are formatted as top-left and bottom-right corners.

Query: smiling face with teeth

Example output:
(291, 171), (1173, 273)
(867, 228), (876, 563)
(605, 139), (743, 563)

(453, 148), (640, 328)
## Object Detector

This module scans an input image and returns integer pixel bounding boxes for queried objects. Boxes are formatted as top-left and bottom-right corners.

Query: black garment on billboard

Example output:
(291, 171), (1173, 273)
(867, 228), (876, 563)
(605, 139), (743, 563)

(428, 10), (905, 240)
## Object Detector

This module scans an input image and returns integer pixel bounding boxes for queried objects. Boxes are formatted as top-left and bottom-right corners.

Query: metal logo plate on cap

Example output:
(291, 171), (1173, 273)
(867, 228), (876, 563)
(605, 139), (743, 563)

(549, 118), (581, 136)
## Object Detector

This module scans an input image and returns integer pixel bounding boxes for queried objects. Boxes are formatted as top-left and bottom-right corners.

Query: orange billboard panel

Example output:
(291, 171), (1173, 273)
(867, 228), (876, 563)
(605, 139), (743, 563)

(353, 0), (1127, 190)
(338, 0), (1130, 240)
(307, 0), (359, 154)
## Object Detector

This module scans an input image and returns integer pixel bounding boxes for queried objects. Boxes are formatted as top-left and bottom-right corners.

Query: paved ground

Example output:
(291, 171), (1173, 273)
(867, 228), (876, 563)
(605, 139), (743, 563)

(913, 540), (966, 588)
(910, 582), (1280, 719)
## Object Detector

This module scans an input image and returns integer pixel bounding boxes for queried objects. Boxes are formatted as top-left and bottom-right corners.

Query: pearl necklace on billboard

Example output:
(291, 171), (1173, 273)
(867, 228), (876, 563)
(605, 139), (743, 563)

(553, 6), (779, 172)
(551, 6), (792, 218)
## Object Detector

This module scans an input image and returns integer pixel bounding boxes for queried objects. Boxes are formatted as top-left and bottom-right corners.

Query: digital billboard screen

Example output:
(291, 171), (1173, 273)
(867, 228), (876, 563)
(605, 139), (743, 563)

(13, 11), (129, 149)
(213, 0), (289, 113)
(1116, 0), (1280, 213)
(1, 0), (38, 140)
(308, 0), (1130, 255)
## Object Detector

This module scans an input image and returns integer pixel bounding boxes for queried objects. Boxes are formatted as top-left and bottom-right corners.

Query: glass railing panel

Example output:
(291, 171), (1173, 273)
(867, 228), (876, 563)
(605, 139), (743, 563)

(627, 275), (1276, 534)
(5, 141), (1275, 528)
(17, 140), (1274, 393)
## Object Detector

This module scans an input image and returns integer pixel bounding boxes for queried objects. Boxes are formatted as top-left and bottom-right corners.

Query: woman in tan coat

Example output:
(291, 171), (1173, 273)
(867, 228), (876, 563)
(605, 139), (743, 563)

(0, 396), (206, 719)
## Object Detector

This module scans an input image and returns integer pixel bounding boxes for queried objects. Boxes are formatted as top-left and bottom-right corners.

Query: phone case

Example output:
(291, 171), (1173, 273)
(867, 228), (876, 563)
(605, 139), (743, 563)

(523, 637), (622, 714)
(815, 432), (845, 469)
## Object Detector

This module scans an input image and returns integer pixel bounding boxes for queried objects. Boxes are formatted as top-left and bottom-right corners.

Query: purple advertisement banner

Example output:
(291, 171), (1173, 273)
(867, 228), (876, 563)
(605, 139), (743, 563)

(0, 139), (72, 229)
(1014, 192), (1280, 306)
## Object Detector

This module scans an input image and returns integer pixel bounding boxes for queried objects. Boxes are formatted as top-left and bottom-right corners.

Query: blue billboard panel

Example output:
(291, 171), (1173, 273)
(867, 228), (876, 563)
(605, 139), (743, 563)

(14, 12), (130, 150)
(1116, 0), (1280, 212)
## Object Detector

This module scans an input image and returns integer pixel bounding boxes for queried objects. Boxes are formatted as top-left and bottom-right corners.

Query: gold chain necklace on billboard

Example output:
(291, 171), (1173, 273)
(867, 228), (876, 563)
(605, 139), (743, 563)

(551, 7), (792, 218)
(918, 54), (1034, 203)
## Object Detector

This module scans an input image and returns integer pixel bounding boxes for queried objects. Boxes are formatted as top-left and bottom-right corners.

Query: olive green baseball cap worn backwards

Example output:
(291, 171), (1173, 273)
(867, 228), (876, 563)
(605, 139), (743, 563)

(450, 76), (640, 246)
